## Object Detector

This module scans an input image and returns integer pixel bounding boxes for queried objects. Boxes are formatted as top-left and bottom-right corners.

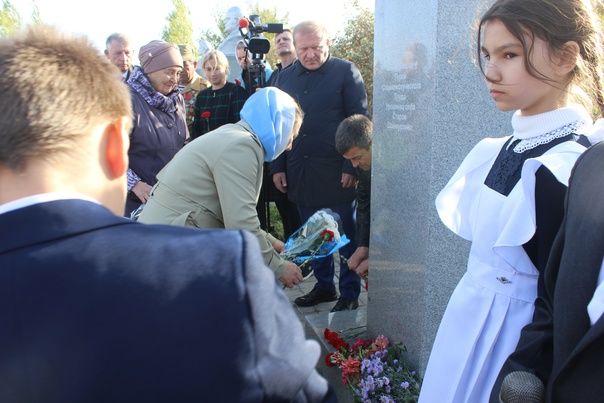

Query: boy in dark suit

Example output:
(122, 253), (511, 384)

(0, 25), (333, 403)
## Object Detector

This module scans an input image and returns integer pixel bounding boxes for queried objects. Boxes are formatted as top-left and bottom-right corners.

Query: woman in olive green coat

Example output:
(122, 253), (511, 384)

(139, 87), (304, 288)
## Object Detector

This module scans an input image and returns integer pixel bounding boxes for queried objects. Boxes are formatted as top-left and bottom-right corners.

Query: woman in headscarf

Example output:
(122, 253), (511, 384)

(139, 87), (304, 288)
(125, 40), (187, 216)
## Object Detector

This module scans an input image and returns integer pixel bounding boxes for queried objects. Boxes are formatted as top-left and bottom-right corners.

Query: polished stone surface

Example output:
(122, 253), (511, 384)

(370, 0), (510, 373)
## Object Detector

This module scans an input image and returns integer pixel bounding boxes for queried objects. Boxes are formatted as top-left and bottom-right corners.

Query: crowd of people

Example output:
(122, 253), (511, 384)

(0, 0), (603, 401)
(105, 18), (370, 311)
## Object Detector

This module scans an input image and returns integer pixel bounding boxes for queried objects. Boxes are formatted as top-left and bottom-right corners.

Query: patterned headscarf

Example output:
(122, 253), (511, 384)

(127, 66), (180, 113)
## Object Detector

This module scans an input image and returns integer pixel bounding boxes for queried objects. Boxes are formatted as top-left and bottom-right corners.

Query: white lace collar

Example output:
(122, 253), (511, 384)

(510, 105), (592, 153)
(512, 105), (592, 139)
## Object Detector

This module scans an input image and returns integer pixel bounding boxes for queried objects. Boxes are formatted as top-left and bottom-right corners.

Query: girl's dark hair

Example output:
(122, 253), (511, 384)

(477, 0), (604, 117)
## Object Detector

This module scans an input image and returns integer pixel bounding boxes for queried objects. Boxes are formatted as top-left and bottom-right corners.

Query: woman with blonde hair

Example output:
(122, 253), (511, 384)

(191, 50), (247, 139)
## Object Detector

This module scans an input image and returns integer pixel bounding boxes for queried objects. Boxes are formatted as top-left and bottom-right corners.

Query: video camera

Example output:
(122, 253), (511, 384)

(238, 15), (283, 90)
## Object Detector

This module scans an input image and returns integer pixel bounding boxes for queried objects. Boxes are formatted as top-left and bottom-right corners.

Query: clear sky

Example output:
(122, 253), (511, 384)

(12, 0), (374, 59)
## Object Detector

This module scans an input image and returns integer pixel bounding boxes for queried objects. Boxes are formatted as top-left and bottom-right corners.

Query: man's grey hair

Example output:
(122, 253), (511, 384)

(105, 32), (130, 50)
(293, 21), (329, 43)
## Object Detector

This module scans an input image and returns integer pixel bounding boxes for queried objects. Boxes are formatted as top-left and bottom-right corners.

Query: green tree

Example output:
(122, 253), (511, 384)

(162, 0), (194, 47)
(200, 9), (227, 50)
(331, 1), (374, 114)
(0, 0), (21, 38)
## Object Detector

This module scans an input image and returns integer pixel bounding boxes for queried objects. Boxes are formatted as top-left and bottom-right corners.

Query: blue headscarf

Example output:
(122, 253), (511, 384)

(239, 87), (297, 162)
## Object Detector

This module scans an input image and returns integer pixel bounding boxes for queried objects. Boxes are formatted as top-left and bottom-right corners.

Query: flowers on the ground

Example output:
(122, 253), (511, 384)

(280, 209), (350, 268)
(324, 328), (421, 402)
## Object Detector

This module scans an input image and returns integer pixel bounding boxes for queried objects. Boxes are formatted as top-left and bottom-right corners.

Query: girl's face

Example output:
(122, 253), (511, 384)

(203, 59), (227, 89)
(481, 18), (567, 116)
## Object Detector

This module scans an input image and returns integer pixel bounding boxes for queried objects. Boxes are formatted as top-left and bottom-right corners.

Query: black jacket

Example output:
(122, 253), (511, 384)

(271, 57), (368, 207)
(491, 141), (604, 403)
(356, 168), (371, 247)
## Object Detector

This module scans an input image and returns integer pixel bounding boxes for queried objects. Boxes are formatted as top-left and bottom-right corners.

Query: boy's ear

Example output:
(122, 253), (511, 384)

(103, 117), (129, 179)
(556, 41), (580, 76)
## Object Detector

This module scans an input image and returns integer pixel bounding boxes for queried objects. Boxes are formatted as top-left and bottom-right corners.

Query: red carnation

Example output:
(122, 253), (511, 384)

(340, 357), (361, 384)
(351, 338), (372, 352)
(235, 79), (242, 86)
(201, 111), (211, 119)
(320, 229), (335, 242)
(324, 328), (349, 351)
(325, 352), (336, 367)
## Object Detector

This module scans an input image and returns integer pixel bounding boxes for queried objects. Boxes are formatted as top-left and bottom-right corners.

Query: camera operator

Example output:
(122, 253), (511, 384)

(236, 40), (273, 96)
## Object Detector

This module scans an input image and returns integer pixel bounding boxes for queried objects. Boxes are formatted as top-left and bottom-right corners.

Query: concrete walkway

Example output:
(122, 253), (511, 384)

(282, 270), (368, 316)
(283, 266), (368, 402)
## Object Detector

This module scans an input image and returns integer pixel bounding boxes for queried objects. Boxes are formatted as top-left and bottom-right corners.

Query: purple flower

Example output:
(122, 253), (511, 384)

(400, 381), (410, 389)
(372, 362), (384, 376)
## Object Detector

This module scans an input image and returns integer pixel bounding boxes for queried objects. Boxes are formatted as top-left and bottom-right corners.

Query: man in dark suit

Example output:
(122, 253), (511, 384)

(335, 115), (373, 282)
(0, 26), (333, 403)
(272, 21), (368, 312)
(491, 141), (604, 402)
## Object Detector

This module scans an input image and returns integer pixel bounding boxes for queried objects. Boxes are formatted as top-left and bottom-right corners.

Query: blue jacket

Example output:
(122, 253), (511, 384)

(0, 199), (333, 403)
(271, 56), (368, 207)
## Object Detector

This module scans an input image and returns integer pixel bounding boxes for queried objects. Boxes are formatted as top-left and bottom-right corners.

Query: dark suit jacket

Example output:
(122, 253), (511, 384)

(271, 57), (368, 207)
(0, 199), (333, 403)
(491, 141), (604, 402)
(356, 168), (371, 247)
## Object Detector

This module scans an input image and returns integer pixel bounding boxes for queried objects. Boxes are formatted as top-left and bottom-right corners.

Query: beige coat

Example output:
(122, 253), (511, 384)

(138, 121), (289, 276)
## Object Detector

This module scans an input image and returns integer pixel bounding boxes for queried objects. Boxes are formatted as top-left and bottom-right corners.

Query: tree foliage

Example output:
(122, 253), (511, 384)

(331, 1), (374, 114)
(200, 9), (227, 50)
(162, 0), (194, 47)
(0, 0), (21, 38)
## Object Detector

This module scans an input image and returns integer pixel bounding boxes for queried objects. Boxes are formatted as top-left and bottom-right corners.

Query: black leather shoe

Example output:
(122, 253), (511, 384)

(330, 298), (359, 312)
(294, 287), (337, 307)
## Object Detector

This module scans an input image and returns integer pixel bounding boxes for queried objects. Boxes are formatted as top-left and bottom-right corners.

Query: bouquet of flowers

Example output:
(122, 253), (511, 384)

(324, 328), (421, 403)
(280, 209), (350, 268)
